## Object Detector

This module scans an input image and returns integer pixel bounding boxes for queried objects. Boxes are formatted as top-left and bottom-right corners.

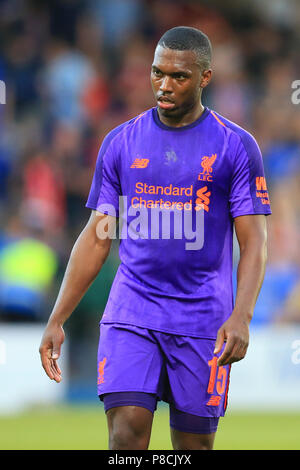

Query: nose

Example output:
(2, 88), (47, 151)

(160, 75), (173, 93)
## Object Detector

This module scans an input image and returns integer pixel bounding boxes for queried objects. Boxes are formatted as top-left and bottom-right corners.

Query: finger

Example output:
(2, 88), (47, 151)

(217, 336), (236, 366)
(50, 359), (62, 383)
(40, 350), (55, 380)
(53, 359), (62, 375)
(214, 328), (225, 355)
(218, 339), (247, 366)
(229, 338), (249, 363)
(51, 357), (62, 377)
(50, 344), (62, 380)
(43, 361), (54, 380)
(224, 342), (242, 365)
(233, 342), (248, 363)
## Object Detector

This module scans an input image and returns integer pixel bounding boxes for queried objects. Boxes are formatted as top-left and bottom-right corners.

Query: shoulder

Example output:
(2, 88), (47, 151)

(208, 109), (261, 156)
(101, 109), (153, 152)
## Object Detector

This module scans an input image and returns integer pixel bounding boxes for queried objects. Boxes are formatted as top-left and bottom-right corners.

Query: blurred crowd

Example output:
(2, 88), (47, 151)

(0, 0), (300, 327)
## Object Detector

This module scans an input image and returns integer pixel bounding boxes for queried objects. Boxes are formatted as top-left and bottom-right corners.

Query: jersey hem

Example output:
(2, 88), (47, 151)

(98, 389), (225, 417)
(100, 319), (217, 340)
(85, 203), (97, 210)
(98, 388), (160, 397)
(231, 209), (272, 218)
(168, 403), (226, 419)
(85, 203), (119, 217)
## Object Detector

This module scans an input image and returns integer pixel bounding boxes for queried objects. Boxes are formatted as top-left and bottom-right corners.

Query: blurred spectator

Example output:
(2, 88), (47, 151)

(4, 29), (42, 118)
(40, 39), (97, 125)
(88, 0), (146, 48)
(20, 151), (66, 234)
(0, 216), (58, 322)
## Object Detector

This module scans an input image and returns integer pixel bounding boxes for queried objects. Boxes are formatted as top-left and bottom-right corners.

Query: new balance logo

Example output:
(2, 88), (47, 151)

(206, 395), (222, 406)
(130, 158), (149, 168)
(195, 186), (211, 212)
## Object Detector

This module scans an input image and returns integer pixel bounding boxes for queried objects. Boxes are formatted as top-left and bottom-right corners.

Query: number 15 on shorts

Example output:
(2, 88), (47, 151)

(206, 356), (230, 408)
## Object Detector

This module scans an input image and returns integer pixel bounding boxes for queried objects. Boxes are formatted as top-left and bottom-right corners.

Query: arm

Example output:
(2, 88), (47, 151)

(39, 210), (116, 382)
(214, 214), (268, 366)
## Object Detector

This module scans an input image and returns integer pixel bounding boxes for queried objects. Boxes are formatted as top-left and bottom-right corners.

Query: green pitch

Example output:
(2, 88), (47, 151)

(0, 405), (299, 450)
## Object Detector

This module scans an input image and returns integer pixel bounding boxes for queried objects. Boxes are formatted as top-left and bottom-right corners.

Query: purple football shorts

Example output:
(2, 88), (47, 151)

(97, 323), (231, 432)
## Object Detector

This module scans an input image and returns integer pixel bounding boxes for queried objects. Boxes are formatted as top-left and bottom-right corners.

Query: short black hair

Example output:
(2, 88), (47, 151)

(157, 26), (212, 70)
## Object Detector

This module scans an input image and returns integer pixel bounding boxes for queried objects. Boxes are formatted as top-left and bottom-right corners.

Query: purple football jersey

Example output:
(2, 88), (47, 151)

(86, 107), (271, 338)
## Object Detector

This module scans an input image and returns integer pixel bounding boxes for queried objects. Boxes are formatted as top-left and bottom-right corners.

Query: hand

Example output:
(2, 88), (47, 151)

(39, 322), (65, 383)
(214, 312), (250, 366)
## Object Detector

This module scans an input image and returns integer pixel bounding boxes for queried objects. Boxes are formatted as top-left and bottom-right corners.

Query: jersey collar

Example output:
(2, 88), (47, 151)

(152, 106), (210, 131)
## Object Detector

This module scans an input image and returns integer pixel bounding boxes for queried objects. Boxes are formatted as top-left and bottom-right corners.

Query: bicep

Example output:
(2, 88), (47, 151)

(234, 214), (267, 251)
(80, 210), (117, 254)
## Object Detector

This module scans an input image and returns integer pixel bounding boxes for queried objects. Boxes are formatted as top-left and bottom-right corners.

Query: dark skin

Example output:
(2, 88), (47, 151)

(215, 214), (267, 366)
(151, 45), (211, 127)
(39, 46), (268, 450)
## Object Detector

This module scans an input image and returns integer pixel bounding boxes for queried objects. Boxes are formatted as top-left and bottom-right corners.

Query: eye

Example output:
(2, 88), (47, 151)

(175, 74), (187, 80)
(152, 68), (162, 77)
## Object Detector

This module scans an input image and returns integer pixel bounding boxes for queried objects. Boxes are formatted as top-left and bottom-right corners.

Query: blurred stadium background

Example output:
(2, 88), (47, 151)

(0, 0), (300, 450)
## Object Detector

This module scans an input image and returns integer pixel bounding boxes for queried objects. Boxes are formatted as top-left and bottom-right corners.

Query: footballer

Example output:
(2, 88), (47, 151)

(40, 26), (271, 450)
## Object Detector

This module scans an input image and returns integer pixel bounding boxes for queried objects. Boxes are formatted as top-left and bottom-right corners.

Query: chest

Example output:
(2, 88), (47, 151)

(118, 130), (233, 199)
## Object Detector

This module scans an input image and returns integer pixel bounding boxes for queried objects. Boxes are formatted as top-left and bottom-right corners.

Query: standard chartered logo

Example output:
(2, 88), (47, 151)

(95, 196), (205, 251)
(0, 80), (6, 104)
(132, 182), (194, 210)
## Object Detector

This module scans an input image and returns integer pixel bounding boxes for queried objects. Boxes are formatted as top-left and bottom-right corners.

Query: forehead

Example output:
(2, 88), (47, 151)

(152, 45), (198, 72)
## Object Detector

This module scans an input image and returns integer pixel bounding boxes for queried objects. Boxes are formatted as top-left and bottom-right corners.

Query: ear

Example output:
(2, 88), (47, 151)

(200, 69), (212, 89)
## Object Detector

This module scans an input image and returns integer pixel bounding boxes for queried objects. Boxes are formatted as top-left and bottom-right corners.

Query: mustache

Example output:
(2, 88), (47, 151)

(157, 94), (175, 103)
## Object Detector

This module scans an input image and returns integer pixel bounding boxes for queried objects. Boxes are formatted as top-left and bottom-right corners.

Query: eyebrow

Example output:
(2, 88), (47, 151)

(151, 65), (191, 77)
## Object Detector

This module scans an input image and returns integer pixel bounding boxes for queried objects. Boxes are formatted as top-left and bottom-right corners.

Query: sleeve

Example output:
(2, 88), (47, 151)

(85, 133), (121, 217)
(229, 132), (272, 218)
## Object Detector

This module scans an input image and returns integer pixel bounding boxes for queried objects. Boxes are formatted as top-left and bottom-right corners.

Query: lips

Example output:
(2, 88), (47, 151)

(157, 96), (175, 110)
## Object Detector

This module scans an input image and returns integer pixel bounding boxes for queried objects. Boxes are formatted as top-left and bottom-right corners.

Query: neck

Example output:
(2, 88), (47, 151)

(157, 101), (205, 128)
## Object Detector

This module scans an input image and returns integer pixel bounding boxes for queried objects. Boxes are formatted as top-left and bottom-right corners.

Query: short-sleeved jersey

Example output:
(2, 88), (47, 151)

(86, 107), (271, 339)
